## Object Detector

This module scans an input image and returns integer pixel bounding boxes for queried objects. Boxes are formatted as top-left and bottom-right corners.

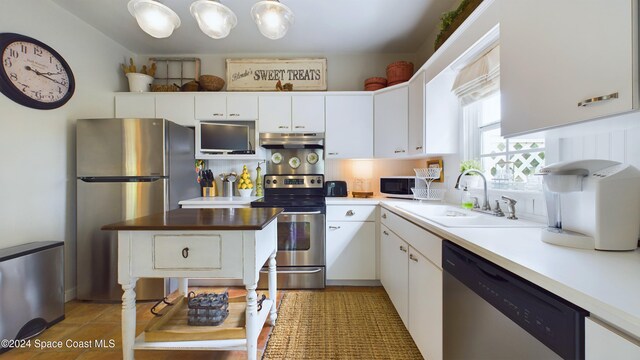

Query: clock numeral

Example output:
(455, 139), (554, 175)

(49, 56), (53, 64)
(9, 49), (18, 58)
(20, 44), (28, 53)
(9, 72), (18, 81)
(33, 47), (43, 57)
(3, 57), (11, 68)
(58, 86), (63, 94)
(34, 91), (43, 100)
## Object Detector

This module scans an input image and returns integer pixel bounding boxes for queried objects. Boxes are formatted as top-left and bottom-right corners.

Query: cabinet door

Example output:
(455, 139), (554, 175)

(194, 94), (226, 120)
(409, 248), (443, 360)
(501, 0), (636, 137)
(424, 69), (459, 154)
(586, 318), (640, 359)
(259, 95), (291, 132)
(380, 224), (409, 326)
(326, 221), (376, 280)
(408, 72), (425, 155)
(374, 86), (408, 157)
(155, 93), (195, 127)
(227, 94), (258, 120)
(325, 95), (373, 159)
(115, 93), (155, 118)
(292, 95), (325, 132)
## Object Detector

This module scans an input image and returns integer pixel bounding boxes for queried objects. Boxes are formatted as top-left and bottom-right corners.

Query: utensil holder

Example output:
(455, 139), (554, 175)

(202, 187), (216, 197)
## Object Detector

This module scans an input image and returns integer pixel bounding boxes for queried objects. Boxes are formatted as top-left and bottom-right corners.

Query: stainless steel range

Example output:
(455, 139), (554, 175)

(252, 133), (326, 289)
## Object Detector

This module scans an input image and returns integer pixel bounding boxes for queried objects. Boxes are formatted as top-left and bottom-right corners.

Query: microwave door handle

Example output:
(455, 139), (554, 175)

(282, 211), (322, 215)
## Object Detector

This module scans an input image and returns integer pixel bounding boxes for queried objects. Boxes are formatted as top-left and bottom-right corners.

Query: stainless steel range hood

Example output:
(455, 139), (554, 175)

(259, 133), (324, 149)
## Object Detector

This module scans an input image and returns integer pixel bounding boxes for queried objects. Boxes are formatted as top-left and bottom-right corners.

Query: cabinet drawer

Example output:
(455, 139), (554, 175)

(381, 207), (441, 269)
(153, 234), (242, 270)
(327, 205), (376, 222)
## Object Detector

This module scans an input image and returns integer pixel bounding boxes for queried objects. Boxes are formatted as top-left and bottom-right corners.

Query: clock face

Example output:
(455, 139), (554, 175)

(0, 33), (74, 109)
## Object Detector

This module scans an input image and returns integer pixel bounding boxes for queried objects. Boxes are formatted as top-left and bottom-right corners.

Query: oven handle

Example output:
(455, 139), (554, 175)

(281, 211), (322, 215)
(259, 268), (323, 274)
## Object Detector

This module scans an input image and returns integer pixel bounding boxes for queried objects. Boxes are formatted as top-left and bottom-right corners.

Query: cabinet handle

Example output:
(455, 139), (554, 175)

(415, 146), (423, 150)
(329, 225), (341, 230)
(383, 230), (389, 236)
(394, 149), (406, 153)
(328, 152), (339, 155)
(382, 213), (387, 219)
(278, 125), (289, 129)
(409, 253), (418, 262)
(345, 210), (355, 216)
(400, 245), (407, 253)
(294, 125), (305, 129)
(213, 113), (224, 116)
(229, 113), (240, 117)
(182, 247), (189, 258)
(578, 92), (619, 107)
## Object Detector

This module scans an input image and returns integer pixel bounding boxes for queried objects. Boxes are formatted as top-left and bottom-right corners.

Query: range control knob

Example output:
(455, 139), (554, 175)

(317, 177), (322, 183)
(310, 179), (315, 184)
(265, 180), (271, 185)
(272, 179), (278, 184)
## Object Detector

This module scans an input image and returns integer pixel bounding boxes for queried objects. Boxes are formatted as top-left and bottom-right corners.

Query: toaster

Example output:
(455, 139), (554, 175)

(325, 181), (348, 197)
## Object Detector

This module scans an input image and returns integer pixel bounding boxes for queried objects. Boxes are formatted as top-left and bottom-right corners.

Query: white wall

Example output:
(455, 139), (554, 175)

(139, 53), (419, 91)
(0, 0), (131, 299)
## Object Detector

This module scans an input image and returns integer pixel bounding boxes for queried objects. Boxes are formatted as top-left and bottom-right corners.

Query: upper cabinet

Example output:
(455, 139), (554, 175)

(424, 68), (459, 154)
(408, 72), (426, 155)
(374, 86), (409, 157)
(115, 93), (155, 119)
(500, 0), (638, 137)
(258, 94), (325, 133)
(195, 94), (258, 121)
(325, 94), (373, 159)
(115, 93), (195, 127)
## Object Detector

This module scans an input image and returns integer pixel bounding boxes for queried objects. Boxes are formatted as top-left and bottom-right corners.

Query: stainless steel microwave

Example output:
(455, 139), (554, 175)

(380, 176), (417, 198)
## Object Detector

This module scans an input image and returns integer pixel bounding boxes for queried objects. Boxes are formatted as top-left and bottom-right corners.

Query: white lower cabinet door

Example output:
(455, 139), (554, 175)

(326, 221), (376, 280)
(586, 318), (640, 359)
(408, 248), (443, 360)
(380, 224), (409, 327)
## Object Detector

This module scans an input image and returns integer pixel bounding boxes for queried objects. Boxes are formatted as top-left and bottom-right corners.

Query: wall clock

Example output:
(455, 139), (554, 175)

(0, 33), (75, 110)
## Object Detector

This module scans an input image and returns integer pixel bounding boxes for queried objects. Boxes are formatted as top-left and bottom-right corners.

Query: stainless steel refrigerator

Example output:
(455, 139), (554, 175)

(76, 118), (196, 301)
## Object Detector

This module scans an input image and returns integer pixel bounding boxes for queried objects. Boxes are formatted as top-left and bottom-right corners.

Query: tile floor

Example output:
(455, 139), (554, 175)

(0, 288), (279, 360)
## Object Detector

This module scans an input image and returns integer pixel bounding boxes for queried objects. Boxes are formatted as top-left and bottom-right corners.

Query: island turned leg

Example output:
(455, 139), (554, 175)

(267, 250), (278, 326)
(245, 283), (259, 360)
(121, 278), (138, 360)
(178, 278), (188, 297)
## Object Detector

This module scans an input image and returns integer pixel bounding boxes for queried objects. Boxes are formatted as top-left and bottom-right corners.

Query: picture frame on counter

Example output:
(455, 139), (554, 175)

(427, 159), (444, 182)
(226, 58), (327, 91)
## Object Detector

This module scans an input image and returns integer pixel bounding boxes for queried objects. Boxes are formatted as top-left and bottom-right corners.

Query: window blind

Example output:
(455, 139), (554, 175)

(452, 44), (500, 105)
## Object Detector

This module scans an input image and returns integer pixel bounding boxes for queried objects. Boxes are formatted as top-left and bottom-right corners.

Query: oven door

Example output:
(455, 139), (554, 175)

(275, 211), (325, 267)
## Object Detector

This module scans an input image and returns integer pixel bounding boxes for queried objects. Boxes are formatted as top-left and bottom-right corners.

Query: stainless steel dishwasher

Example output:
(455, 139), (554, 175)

(443, 241), (588, 360)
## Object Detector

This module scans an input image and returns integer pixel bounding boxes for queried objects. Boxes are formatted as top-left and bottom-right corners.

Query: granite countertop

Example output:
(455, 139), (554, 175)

(102, 207), (283, 231)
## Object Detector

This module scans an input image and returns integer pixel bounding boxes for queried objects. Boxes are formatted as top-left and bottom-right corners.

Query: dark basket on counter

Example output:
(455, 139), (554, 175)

(187, 290), (229, 326)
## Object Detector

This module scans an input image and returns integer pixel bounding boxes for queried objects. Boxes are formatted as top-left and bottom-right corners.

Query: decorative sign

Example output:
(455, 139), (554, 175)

(226, 58), (327, 91)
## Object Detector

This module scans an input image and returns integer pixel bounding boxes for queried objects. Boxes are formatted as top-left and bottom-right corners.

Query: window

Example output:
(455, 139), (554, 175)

(462, 92), (545, 190)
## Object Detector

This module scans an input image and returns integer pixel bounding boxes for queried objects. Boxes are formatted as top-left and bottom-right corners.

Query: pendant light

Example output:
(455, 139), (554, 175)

(128, 0), (181, 38)
(190, 0), (237, 39)
(251, 0), (294, 40)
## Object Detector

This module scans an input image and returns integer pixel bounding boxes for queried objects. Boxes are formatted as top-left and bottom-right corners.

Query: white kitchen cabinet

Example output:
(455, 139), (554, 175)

(115, 93), (155, 118)
(424, 68), (459, 154)
(586, 317), (640, 359)
(155, 93), (195, 127)
(195, 94), (258, 121)
(326, 205), (377, 281)
(408, 247), (443, 360)
(325, 94), (373, 158)
(374, 86), (408, 157)
(408, 72), (426, 155)
(380, 223), (409, 326)
(259, 94), (325, 133)
(500, 0), (637, 137)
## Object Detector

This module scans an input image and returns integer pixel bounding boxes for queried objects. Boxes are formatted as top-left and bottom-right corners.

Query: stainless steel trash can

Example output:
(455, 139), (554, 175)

(0, 241), (64, 353)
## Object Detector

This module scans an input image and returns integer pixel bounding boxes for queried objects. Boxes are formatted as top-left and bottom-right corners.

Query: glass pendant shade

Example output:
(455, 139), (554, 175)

(128, 0), (181, 38)
(190, 0), (237, 39)
(251, 0), (294, 40)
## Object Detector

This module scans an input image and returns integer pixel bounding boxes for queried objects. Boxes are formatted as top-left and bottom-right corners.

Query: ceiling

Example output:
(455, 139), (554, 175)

(51, 0), (457, 55)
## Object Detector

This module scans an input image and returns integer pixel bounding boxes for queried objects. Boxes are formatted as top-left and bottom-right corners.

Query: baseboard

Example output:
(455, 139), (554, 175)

(64, 287), (76, 302)
(326, 280), (382, 286)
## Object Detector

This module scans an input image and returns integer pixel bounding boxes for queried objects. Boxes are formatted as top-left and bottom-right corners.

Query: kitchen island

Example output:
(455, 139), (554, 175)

(102, 207), (282, 360)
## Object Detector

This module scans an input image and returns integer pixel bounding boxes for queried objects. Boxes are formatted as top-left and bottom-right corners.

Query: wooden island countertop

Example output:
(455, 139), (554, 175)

(102, 207), (283, 231)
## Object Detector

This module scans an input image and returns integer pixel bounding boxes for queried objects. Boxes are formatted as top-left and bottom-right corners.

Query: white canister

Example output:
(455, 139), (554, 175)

(126, 73), (153, 92)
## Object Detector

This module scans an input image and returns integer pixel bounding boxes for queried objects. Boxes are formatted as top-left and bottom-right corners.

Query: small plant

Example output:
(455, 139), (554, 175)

(120, 57), (156, 77)
(460, 160), (482, 174)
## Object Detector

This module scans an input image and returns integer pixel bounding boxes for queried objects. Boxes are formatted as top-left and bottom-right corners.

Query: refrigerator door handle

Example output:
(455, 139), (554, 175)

(78, 176), (165, 183)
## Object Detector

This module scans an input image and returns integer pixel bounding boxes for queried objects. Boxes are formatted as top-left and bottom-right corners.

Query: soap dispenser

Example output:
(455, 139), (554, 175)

(461, 186), (474, 209)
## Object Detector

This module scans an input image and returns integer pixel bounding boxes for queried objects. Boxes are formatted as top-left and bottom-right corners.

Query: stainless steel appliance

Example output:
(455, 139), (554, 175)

(253, 133), (326, 289)
(443, 240), (587, 359)
(380, 176), (423, 198)
(76, 118), (196, 301)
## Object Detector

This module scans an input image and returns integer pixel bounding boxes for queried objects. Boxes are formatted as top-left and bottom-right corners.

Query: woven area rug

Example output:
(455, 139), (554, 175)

(263, 288), (423, 359)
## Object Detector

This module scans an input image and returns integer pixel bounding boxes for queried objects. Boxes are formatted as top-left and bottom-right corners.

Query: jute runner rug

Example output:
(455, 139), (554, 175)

(263, 288), (423, 359)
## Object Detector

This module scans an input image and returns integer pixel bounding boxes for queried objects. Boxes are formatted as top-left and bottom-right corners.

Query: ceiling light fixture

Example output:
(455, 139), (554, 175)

(190, 0), (237, 39)
(128, 0), (181, 39)
(251, 0), (295, 40)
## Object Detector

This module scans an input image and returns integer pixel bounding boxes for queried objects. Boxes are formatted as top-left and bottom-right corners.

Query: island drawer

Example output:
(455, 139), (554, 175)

(153, 233), (242, 271)
(327, 205), (376, 222)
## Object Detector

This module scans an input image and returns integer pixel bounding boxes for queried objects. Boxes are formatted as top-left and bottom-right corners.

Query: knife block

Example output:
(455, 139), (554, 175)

(202, 185), (216, 197)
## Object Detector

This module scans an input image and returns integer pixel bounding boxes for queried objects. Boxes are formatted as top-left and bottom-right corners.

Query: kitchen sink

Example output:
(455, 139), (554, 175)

(394, 203), (543, 228)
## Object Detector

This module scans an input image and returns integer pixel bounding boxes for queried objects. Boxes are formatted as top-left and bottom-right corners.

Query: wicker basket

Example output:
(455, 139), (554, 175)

(199, 75), (225, 91)
(386, 61), (414, 86)
(150, 83), (180, 92)
(364, 77), (387, 91)
(181, 81), (199, 92)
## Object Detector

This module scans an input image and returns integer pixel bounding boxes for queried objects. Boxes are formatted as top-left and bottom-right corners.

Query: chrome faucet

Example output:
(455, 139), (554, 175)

(501, 196), (518, 219)
(454, 169), (491, 212)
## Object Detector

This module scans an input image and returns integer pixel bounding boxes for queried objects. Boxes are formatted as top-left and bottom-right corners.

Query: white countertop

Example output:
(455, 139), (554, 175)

(179, 196), (262, 206)
(325, 196), (390, 205)
(379, 200), (640, 339)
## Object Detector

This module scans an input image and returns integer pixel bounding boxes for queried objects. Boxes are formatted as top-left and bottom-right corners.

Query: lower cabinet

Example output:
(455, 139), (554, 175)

(380, 208), (443, 360)
(586, 318), (640, 359)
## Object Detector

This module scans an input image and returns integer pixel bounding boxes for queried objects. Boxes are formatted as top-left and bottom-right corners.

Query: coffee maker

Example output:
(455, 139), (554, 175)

(538, 159), (640, 251)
